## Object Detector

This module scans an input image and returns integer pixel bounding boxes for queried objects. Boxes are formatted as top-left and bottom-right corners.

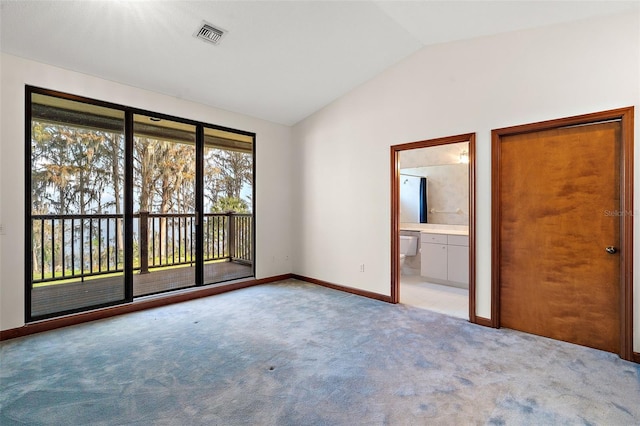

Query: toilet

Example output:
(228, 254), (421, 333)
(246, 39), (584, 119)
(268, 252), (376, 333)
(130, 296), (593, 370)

(399, 235), (418, 266)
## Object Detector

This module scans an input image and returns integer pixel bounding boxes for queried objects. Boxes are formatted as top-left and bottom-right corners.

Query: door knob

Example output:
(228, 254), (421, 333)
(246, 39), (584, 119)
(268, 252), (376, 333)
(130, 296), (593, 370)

(605, 246), (617, 254)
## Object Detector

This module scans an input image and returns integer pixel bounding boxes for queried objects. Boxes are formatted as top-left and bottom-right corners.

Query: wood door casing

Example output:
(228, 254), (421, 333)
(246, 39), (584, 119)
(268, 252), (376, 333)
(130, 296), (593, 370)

(390, 133), (476, 322)
(498, 121), (621, 354)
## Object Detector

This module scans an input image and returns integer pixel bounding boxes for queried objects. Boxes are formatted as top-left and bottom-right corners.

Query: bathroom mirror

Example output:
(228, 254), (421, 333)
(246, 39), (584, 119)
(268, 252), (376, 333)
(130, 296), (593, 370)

(399, 142), (469, 226)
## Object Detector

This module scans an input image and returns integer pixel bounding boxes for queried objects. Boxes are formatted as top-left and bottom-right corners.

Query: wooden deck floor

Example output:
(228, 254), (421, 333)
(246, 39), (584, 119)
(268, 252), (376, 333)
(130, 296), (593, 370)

(31, 262), (252, 317)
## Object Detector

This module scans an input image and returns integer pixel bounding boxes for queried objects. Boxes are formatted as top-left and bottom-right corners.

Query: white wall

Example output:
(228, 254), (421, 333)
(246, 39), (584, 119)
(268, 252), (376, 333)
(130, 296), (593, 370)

(0, 53), (293, 331)
(292, 12), (640, 351)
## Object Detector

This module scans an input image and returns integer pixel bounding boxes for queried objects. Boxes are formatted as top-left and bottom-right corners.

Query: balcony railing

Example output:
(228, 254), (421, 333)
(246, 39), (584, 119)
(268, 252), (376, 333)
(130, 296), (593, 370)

(31, 212), (252, 284)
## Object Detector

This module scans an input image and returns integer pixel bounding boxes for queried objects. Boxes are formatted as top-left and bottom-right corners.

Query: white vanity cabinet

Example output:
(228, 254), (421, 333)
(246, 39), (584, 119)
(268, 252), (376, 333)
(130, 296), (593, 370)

(420, 233), (448, 281)
(420, 232), (469, 287)
(447, 235), (469, 286)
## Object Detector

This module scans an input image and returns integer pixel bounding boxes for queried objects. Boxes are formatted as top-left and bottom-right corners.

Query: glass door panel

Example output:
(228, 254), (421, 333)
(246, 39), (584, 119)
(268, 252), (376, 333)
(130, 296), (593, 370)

(133, 115), (196, 296)
(202, 127), (254, 284)
(28, 89), (257, 321)
(29, 93), (126, 318)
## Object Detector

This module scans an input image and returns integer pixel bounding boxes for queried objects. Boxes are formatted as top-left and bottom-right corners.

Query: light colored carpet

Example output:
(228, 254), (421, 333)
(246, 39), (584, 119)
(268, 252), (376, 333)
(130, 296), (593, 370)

(1, 279), (638, 425)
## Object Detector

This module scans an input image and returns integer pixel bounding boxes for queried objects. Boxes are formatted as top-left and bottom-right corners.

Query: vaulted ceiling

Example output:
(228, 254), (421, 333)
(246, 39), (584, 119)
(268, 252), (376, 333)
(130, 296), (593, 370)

(1, 1), (637, 125)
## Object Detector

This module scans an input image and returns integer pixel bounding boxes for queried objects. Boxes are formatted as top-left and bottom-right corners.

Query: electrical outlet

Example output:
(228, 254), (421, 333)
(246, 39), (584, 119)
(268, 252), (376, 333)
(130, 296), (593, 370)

(360, 264), (365, 273)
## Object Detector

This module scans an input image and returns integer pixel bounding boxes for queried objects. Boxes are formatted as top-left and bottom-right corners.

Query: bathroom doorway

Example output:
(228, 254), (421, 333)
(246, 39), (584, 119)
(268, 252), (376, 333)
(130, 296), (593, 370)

(390, 133), (476, 322)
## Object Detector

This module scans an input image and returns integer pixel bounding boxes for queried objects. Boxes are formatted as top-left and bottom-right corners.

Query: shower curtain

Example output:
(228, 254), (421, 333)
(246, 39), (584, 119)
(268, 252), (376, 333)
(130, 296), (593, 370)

(419, 177), (428, 223)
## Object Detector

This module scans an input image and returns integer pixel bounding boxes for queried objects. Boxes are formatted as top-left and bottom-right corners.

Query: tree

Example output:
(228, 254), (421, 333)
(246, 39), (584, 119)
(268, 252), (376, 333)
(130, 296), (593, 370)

(31, 121), (125, 276)
(212, 196), (249, 213)
(205, 148), (252, 211)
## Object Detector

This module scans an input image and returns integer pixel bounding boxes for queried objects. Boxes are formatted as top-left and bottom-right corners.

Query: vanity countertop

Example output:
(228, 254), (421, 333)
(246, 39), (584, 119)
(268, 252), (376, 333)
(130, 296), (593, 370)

(400, 223), (469, 236)
(420, 229), (468, 236)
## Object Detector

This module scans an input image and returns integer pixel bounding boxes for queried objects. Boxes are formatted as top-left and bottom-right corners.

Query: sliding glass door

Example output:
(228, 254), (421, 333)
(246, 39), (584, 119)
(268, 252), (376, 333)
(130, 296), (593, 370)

(27, 88), (255, 321)
(203, 127), (254, 284)
(132, 115), (197, 296)
(29, 93), (126, 317)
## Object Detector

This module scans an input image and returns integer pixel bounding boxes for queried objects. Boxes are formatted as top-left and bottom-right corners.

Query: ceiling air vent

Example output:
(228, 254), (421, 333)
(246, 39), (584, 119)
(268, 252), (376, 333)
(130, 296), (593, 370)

(194, 21), (226, 45)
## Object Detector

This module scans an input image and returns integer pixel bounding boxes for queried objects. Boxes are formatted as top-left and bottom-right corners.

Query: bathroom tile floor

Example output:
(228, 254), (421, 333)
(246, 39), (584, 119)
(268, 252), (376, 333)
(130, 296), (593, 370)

(400, 274), (468, 320)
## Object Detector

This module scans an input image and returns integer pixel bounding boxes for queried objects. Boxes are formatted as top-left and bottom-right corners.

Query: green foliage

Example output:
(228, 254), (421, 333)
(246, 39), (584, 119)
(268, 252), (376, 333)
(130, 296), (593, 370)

(30, 109), (253, 283)
(212, 196), (249, 213)
(204, 148), (252, 212)
(31, 121), (124, 215)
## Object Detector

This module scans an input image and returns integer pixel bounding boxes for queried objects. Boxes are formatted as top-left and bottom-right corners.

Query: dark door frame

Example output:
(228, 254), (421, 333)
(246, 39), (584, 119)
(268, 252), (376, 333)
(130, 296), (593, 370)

(491, 107), (634, 361)
(390, 133), (477, 323)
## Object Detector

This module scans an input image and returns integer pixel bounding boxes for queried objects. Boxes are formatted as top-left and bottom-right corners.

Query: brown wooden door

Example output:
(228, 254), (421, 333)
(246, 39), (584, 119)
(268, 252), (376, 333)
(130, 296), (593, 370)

(498, 121), (621, 353)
